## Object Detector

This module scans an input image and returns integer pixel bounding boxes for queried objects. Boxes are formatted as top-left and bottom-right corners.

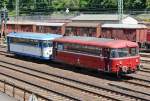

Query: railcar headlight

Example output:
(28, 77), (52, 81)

(122, 66), (128, 72)
(136, 59), (138, 62)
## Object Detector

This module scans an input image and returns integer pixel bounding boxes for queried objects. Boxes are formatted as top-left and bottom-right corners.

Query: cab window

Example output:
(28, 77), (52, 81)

(110, 49), (118, 58)
(130, 47), (138, 56)
(110, 48), (129, 58)
(42, 41), (52, 47)
(117, 48), (129, 57)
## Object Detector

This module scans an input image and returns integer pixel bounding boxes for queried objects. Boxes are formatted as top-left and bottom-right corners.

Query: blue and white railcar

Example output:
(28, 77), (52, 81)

(7, 32), (62, 59)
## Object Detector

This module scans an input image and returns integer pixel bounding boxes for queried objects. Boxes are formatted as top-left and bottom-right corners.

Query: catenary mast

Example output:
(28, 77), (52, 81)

(118, 0), (123, 23)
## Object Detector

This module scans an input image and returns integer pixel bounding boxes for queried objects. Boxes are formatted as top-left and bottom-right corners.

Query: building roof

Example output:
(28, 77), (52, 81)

(7, 21), (34, 25)
(66, 22), (100, 27)
(53, 36), (138, 48)
(35, 22), (65, 26)
(122, 16), (138, 24)
(7, 21), (65, 26)
(102, 24), (147, 29)
(7, 32), (62, 40)
(72, 14), (128, 21)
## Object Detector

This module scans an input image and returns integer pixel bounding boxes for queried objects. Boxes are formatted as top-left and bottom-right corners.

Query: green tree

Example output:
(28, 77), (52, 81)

(52, 0), (88, 10)
(132, 0), (146, 9)
(79, 0), (88, 8)
(87, 0), (102, 8)
(101, 0), (117, 8)
(124, 0), (146, 9)
(87, 0), (117, 9)
(7, 0), (14, 9)
(1, 0), (150, 15)
(146, 0), (150, 9)
(0, 0), (8, 8)
(52, 0), (64, 10)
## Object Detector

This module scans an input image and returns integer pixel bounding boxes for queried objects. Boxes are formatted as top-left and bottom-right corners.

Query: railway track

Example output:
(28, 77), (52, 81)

(140, 52), (150, 64)
(0, 48), (150, 100)
(123, 79), (150, 88)
(0, 57), (142, 101)
(140, 52), (150, 58)
(0, 50), (10, 56)
(0, 75), (69, 101)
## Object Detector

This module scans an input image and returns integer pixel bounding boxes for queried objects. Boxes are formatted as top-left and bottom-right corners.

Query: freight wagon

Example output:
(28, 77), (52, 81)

(6, 21), (149, 49)
(101, 24), (147, 48)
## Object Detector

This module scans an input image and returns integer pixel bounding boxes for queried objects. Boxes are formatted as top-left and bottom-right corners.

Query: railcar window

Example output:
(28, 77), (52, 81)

(11, 38), (39, 46)
(110, 48), (138, 58)
(110, 49), (119, 58)
(110, 48), (129, 58)
(117, 48), (129, 57)
(57, 43), (64, 50)
(62, 43), (102, 56)
(42, 41), (52, 47)
(130, 47), (138, 56)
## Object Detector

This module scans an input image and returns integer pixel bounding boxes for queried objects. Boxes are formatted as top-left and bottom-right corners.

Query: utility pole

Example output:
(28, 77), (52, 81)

(4, 7), (8, 38)
(0, 7), (9, 45)
(0, 9), (4, 44)
(15, 0), (19, 32)
(118, 0), (123, 23)
(15, 0), (19, 21)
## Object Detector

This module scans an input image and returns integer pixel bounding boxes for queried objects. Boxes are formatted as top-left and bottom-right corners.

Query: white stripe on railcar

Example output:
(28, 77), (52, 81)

(10, 44), (41, 56)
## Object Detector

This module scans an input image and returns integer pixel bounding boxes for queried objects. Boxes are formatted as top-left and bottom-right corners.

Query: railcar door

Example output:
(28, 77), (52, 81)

(52, 42), (57, 59)
(129, 47), (139, 68)
(7, 37), (11, 52)
(53, 42), (64, 58)
(103, 48), (110, 72)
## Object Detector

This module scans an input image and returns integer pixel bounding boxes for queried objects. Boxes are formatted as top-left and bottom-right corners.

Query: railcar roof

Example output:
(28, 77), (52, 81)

(7, 32), (62, 40)
(53, 36), (138, 48)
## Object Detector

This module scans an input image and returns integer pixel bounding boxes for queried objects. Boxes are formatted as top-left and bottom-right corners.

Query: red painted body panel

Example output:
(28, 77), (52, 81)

(110, 56), (140, 73)
(55, 51), (140, 73)
(55, 51), (105, 70)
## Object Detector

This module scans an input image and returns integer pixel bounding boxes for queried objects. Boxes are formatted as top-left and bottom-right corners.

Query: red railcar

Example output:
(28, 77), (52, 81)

(53, 36), (141, 75)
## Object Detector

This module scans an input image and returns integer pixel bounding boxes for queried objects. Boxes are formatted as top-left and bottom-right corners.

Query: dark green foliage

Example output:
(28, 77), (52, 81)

(0, 0), (150, 14)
